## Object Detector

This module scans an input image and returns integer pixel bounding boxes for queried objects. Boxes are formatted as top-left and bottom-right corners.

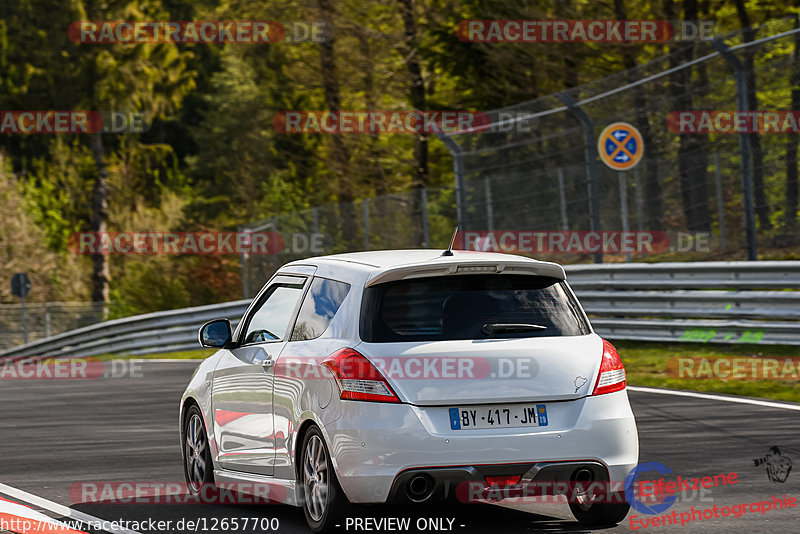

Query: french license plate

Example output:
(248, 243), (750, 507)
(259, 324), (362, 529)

(449, 404), (548, 430)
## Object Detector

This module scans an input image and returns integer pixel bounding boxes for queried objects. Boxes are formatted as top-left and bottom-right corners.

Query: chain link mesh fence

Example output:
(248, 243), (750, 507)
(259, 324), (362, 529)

(240, 187), (458, 297)
(239, 19), (800, 298)
(451, 19), (800, 261)
(0, 302), (104, 350)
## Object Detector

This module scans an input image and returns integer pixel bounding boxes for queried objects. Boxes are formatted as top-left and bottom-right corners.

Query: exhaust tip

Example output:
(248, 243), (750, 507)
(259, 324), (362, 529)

(573, 468), (594, 484)
(406, 474), (435, 503)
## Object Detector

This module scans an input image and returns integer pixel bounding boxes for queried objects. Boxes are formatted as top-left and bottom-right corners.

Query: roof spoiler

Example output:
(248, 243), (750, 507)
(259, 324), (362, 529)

(365, 258), (566, 287)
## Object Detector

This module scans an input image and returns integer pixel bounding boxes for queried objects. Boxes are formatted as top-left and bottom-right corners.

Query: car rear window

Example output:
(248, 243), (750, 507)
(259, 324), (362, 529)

(360, 274), (590, 342)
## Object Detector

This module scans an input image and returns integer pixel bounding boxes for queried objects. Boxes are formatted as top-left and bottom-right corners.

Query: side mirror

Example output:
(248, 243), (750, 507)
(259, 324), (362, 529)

(199, 319), (232, 348)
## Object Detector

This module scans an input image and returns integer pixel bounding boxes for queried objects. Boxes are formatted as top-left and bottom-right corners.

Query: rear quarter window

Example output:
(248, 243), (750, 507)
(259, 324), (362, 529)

(360, 274), (590, 342)
(291, 277), (351, 341)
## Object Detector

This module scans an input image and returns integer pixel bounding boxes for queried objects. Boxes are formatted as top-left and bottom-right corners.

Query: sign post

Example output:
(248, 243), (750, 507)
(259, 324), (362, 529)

(11, 273), (31, 344)
(598, 122), (644, 262)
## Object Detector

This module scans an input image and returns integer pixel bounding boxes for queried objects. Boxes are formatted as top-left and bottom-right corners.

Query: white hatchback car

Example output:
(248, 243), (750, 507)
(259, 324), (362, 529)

(180, 250), (639, 532)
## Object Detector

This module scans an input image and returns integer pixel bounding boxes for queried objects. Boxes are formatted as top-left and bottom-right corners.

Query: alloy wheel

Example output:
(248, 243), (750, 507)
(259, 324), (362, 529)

(185, 413), (208, 492)
(303, 434), (329, 521)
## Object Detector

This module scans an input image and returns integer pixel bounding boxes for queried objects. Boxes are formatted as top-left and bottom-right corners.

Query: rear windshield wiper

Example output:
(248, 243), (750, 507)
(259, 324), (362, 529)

(482, 323), (547, 335)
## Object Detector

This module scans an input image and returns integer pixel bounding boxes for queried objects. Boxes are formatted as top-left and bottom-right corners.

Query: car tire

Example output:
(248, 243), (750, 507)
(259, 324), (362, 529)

(183, 405), (215, 494)
(569, 492), (630, 526)
(301, 425), (349, 533)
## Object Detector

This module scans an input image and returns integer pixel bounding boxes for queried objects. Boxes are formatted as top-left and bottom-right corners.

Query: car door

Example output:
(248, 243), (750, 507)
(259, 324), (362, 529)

(211, 274), (307, 476)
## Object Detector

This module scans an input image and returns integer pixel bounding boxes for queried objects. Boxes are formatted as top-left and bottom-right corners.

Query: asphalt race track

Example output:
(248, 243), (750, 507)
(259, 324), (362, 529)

(0, 360), (798, 534)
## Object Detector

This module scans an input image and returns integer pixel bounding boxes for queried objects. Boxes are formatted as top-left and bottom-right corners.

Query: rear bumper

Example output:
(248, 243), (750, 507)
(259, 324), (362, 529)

(322, 389), (638, 503)
(386, 460), (611, 504)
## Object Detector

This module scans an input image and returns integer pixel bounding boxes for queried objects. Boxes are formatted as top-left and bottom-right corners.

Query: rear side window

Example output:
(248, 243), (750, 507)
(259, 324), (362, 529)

(291, 277), (351, 341)
(360, 274), (590, 342)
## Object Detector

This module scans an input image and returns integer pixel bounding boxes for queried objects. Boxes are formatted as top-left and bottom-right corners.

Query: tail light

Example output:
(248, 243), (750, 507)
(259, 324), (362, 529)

(485, 475), (521, 488)
(321, 348), (400, 403)
(591, 339), (626, 395)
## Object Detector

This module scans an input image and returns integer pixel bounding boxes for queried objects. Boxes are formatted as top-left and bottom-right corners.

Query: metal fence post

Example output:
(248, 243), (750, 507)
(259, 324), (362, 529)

(714, 151), (727, 253)
(484, 176), (494, 231)
(270, 216), (278, 275)
(634, 166), (644, 231)
(557, 168), (569, 231)
(45, 304), (51, 339)
(21, 294), (27, 344)
(619, 173), (631, 262)
(713, 38), (757, 260)
(362, 199), (370, 251)
(239, 225), (248, 299)
(421, 187), (430, 248)
(557, 92), (602, 263)
(436, 133), (468, 230)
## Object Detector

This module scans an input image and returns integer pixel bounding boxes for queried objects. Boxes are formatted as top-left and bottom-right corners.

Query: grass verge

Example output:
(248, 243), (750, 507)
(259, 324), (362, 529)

(616, 340), (800, 403)
(92, 349), (214, 361)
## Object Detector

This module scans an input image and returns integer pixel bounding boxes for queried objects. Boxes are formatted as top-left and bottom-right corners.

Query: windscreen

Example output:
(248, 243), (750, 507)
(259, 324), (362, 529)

(360, 274), (590, 342)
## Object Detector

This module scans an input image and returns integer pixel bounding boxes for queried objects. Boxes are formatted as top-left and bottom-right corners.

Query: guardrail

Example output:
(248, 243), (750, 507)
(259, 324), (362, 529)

(565, 261), (800, 290)
(1, 261), (798, 359)
(0, 300), (250, 361)
(567, 261), (800, 345)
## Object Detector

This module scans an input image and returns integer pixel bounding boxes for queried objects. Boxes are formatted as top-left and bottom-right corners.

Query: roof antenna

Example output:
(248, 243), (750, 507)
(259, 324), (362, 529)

(442, 226), (459, 256)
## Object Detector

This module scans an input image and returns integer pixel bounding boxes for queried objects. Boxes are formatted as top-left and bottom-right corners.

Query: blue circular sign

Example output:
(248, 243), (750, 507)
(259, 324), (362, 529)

(598, 122), (644, 170)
